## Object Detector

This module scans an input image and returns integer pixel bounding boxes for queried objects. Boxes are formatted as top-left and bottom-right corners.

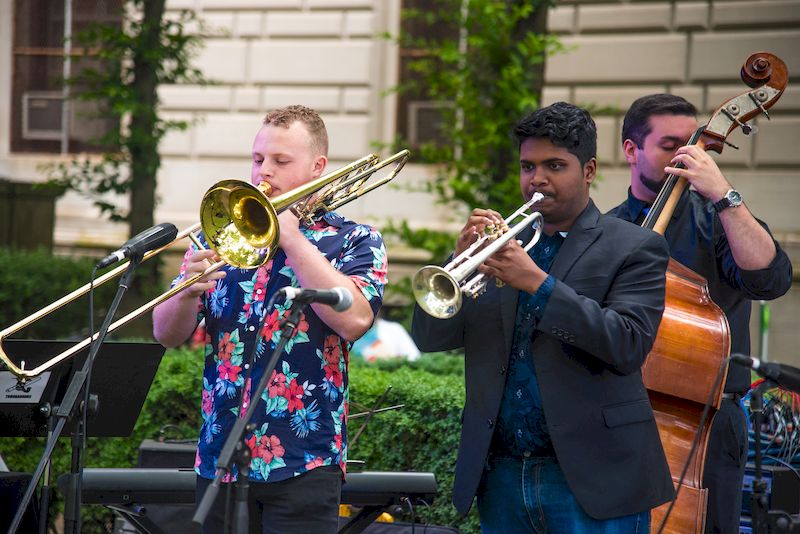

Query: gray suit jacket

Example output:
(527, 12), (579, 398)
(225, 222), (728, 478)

(412, 200), (675, 519)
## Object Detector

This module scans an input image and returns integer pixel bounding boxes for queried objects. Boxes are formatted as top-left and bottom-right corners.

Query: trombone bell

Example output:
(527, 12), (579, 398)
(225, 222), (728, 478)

(199, 150), (410, 269)
(200, 180), (279, 268)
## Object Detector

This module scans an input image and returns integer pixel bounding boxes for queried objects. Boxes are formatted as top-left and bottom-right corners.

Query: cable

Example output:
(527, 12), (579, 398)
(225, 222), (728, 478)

(417, 498), (433, 534)
(400, 497), (436, 534)
(749, 388), (800, 470)
(403, 497), (415, 534)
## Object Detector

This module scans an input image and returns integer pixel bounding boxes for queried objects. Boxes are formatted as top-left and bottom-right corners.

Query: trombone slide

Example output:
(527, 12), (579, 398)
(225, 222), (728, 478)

(0, 150), (411, 380)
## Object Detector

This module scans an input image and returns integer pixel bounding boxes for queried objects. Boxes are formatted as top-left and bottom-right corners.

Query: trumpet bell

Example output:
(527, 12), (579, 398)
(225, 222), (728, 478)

(411, 194), (544, 320)
(200, 180), (280, 268)
(412, 265), (463, 319)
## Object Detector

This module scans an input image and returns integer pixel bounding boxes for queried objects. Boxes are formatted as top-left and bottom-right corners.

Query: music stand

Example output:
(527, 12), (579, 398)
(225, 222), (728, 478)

(0, 340), (166, 438)
(1, 340), (166, 534)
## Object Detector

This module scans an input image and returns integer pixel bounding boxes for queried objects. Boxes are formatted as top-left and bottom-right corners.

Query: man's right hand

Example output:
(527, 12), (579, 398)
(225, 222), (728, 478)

(454, 208), (504, 257)
(181, 249), (226, 299)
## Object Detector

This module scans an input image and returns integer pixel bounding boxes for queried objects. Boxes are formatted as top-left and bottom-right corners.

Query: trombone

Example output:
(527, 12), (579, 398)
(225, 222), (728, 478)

(412, 192), (544, 319)
(0, 150), (410, 380)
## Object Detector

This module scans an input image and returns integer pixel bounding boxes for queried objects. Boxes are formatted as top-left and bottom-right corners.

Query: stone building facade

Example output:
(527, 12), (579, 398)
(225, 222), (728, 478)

(0, 0), (798, 360)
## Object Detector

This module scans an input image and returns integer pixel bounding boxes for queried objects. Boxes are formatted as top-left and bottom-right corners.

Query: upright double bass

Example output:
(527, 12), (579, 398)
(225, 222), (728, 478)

(640, 52), (788, 533)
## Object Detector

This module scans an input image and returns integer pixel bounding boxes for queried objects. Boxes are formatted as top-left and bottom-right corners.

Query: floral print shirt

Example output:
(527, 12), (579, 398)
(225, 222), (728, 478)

(172, 212), (386, 483)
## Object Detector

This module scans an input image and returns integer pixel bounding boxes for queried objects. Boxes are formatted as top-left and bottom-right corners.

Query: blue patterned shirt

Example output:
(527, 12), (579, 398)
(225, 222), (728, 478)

(171, 212), (386, 483)
(494, 231), (564, 457)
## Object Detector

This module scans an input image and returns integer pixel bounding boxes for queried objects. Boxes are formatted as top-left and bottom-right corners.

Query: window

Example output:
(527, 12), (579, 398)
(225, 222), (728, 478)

(406, 100), (453, 147)
(11, 0), (122, 154)
(395, 0), (459, 150)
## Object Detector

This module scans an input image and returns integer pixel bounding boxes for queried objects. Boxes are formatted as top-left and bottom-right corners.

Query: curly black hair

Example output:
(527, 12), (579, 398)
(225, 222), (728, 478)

(621, 93), (697, 148)
(513, 102), (597, 166)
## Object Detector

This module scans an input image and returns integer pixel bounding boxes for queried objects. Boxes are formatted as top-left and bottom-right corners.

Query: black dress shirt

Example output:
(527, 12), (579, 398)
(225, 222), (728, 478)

(608, 188), (793, 394)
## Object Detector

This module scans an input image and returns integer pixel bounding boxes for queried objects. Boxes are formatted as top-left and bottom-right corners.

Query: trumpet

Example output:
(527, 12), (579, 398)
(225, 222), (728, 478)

(412, 192), (544, 319)
(0, 150), (410, 380)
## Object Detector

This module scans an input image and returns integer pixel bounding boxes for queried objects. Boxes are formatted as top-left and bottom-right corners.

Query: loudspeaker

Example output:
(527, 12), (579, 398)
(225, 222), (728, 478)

(0, 472), (39, 533)
(137, 439), (195, 469)
(742, 464), (800, 516)
(111, 440), (198, 533)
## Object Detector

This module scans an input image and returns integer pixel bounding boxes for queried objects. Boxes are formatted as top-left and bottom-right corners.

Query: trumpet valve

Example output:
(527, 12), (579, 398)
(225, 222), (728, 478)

(484, 222), (509, 239)
(475, 285), (489, 297)
(464, 282), (488, 299)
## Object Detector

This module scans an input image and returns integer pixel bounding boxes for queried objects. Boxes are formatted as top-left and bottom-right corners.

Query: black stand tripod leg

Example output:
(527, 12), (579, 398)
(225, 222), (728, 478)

(38, 411), (54, 534)
(63, 424), (86, 534)
(233, 444), (252, 534)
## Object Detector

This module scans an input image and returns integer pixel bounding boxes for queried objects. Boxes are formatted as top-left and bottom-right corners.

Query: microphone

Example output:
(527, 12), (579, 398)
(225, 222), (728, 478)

(96, 223), (179, 269)
(280, 286), (353, 312)
(730, 354), (800, 394)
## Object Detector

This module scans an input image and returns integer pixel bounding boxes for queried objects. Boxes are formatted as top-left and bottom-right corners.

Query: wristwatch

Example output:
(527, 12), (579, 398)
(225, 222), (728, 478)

(711, 189), (743, 213)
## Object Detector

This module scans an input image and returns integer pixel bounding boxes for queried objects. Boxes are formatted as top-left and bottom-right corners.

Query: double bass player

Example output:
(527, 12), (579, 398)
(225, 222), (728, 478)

(608, 93), (793, 534)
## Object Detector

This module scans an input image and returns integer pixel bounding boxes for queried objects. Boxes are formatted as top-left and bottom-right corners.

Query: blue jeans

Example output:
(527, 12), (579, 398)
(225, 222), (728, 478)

(476, 456), (650, 534)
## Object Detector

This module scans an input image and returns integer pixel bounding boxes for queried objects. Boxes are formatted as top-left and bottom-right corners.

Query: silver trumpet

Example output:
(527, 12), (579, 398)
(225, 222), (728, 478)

(412, 192), (544, 319)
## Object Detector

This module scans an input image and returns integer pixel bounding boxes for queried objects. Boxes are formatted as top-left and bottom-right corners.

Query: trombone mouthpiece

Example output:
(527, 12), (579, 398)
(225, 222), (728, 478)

(256, 181), (273, 196)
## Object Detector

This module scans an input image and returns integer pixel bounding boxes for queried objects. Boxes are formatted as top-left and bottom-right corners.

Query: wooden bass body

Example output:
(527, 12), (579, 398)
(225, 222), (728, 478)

(645, 259), (730, 533)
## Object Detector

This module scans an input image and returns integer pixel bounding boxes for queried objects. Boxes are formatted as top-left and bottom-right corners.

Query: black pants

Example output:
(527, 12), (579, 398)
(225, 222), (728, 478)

(703, 397), (748, 534)
(196, 466), (342, 534)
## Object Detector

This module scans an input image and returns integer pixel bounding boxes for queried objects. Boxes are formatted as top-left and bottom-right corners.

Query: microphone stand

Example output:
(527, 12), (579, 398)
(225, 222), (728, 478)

(749, 379), (800, 533)
(8, 256), (142, 534)
(193, 299), (308, 533)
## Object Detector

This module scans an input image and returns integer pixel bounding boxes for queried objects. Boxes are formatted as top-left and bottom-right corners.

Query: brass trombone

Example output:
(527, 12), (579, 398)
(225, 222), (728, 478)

(0, 149), (410, 380)
(412, 192), (544, 319)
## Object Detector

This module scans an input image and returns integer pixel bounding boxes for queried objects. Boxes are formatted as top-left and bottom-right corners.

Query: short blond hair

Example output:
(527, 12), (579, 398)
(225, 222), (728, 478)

(263, 105), (329, 156)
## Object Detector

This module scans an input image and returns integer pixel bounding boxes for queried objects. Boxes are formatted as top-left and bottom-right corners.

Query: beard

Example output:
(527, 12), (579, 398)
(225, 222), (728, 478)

(639, 171), (666, 196)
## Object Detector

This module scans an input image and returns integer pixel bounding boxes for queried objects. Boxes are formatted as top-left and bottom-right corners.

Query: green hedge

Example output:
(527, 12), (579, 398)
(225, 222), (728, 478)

(349, 360), (480, 532)
(0, 246), (167, 352)
(0, 248), (121, 340)
(0, 348), (480, 533)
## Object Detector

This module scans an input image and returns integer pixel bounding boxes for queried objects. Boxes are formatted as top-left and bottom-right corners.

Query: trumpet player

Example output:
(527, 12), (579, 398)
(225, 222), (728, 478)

(153, 105), (387, 533)
(412, 102), (674, 532)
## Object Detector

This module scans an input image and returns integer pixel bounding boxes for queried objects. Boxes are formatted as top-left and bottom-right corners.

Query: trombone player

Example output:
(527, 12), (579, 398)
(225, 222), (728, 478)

(411, 102), (674, 532)
(153, 105), (387, 533)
